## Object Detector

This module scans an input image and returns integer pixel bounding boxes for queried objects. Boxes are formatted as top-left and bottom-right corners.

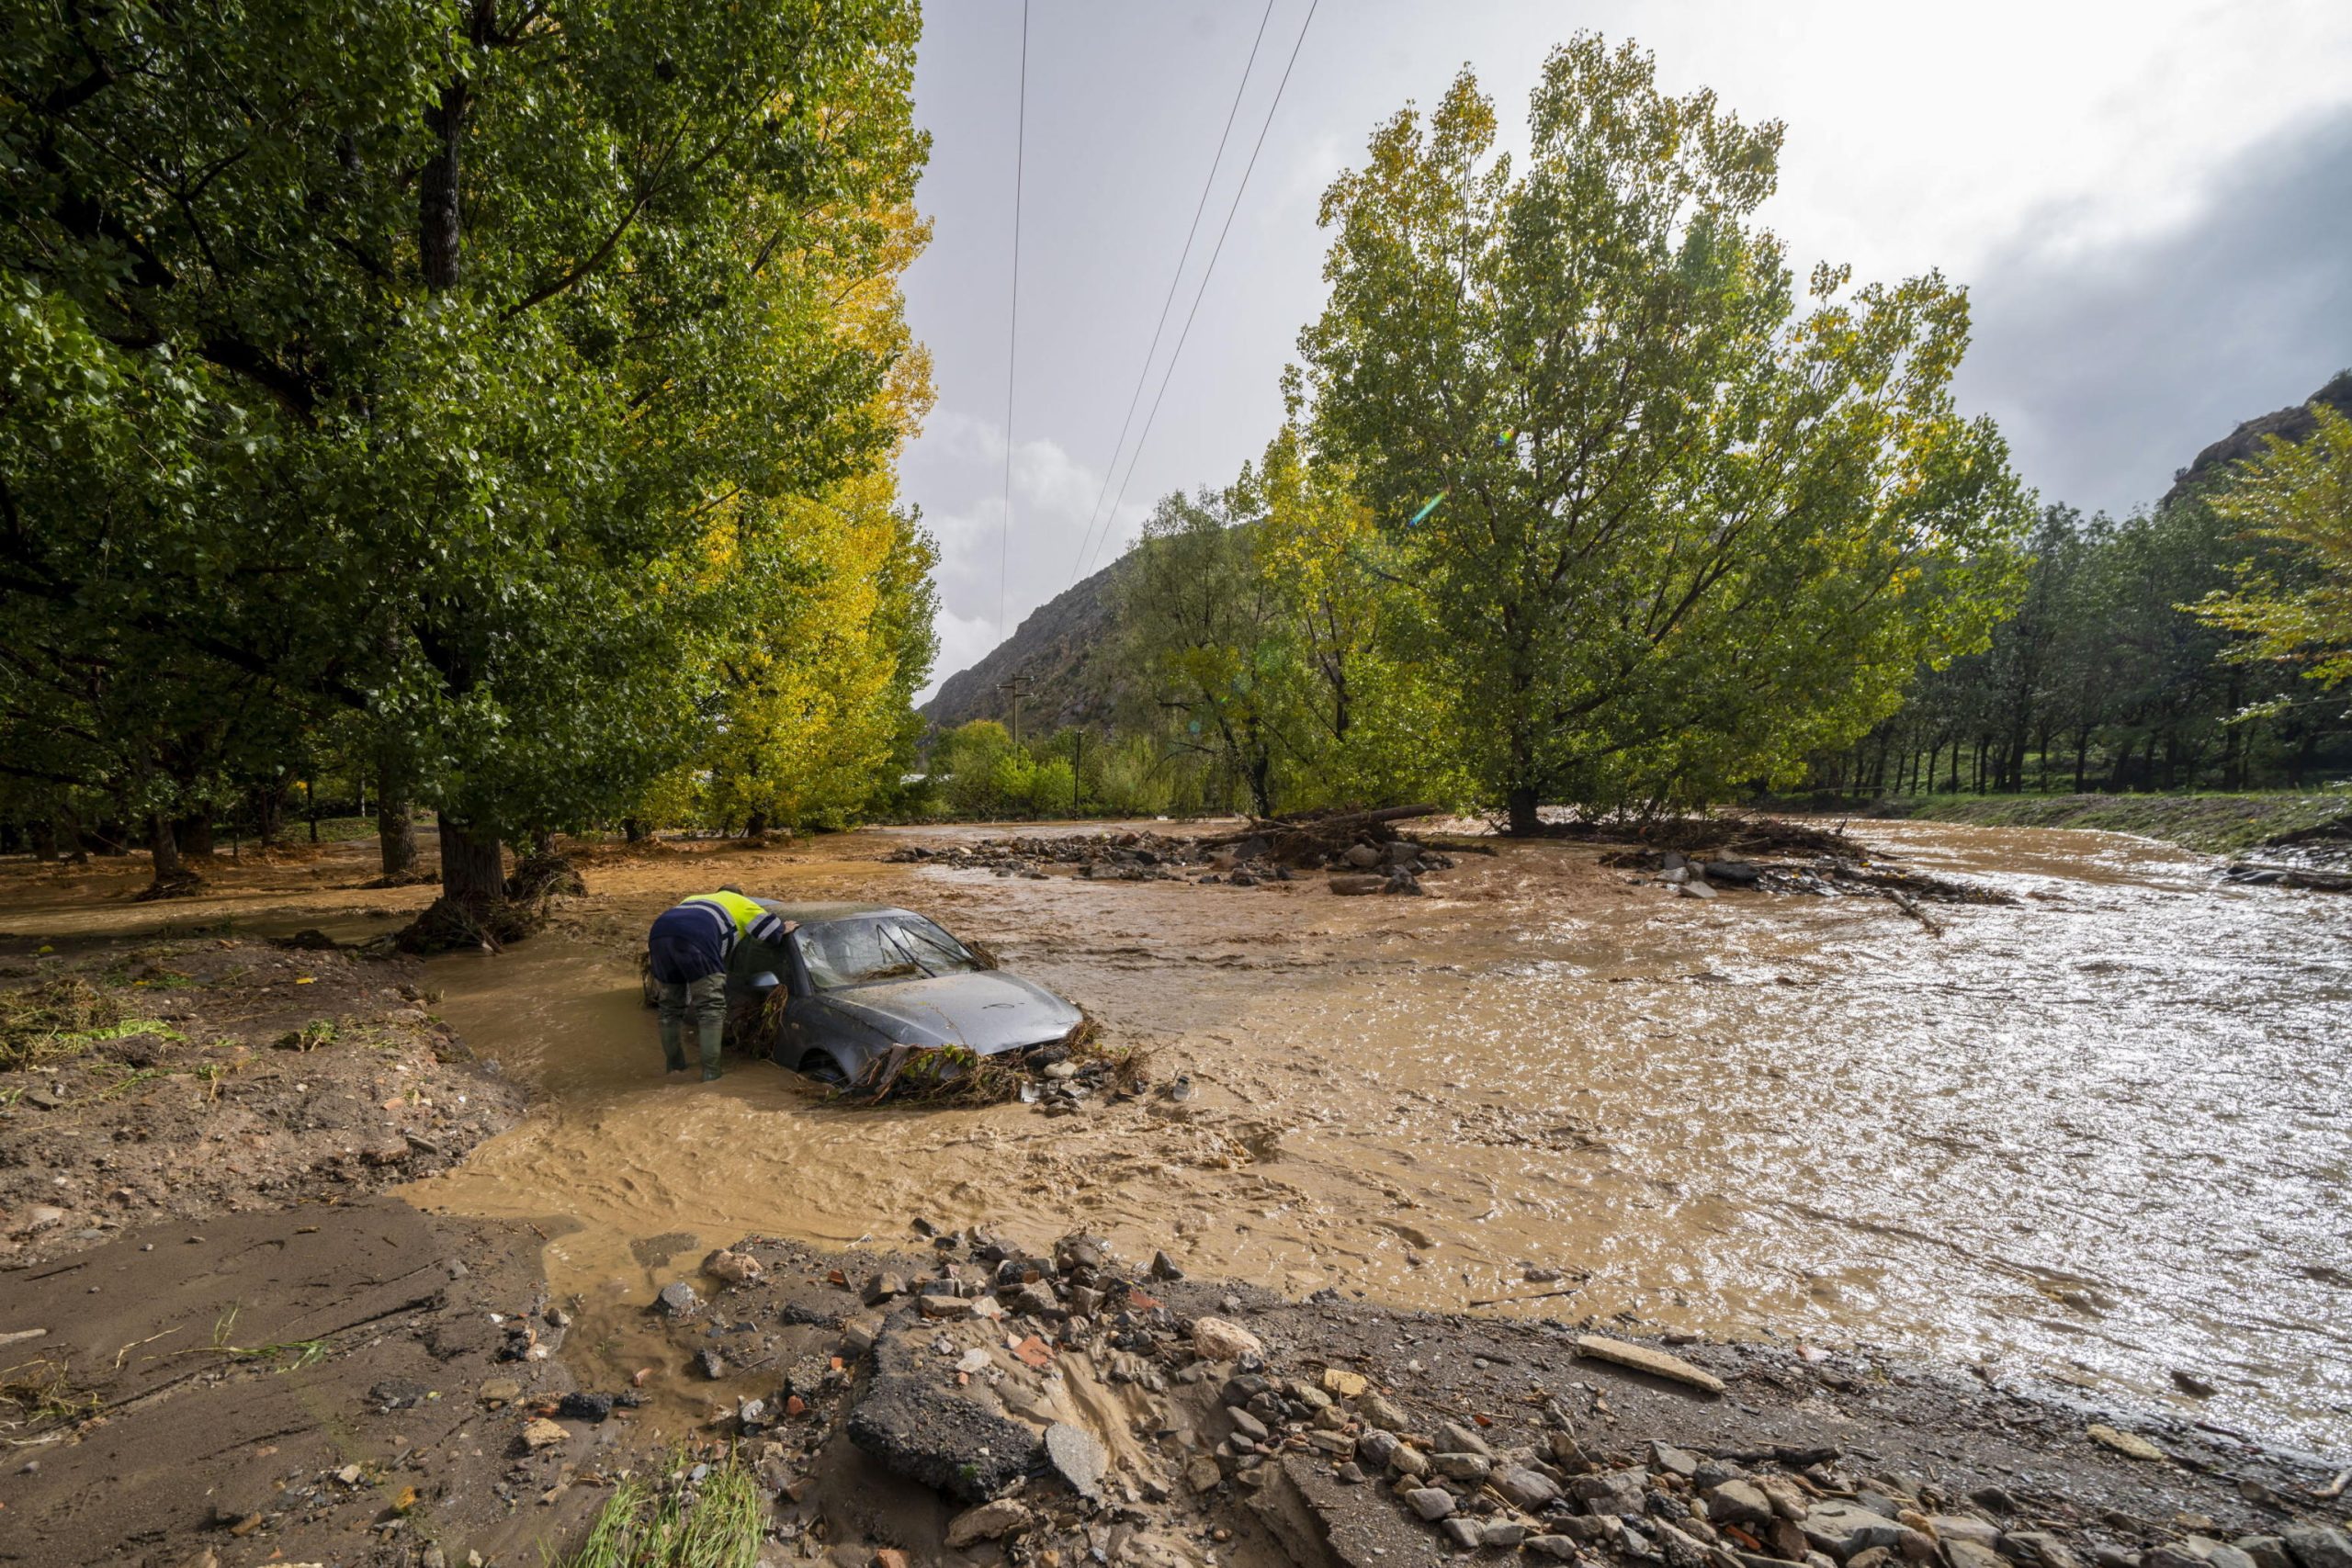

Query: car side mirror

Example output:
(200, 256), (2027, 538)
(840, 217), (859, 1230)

(749, 971), (780, 992)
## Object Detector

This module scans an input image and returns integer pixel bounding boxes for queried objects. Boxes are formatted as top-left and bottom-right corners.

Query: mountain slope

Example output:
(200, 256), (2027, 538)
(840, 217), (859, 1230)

(2163, 368), (2352, 508)
(921, 555), (1130, 736)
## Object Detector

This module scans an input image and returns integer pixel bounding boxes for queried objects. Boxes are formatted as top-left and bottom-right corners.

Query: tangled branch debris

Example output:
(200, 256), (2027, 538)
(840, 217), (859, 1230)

(885, 807), (1458, 895)
(845, 1017), (1152, 1111)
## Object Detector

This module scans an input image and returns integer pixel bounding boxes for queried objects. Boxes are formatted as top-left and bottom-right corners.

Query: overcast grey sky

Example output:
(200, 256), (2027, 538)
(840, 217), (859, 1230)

(899, 1), (2352, 695)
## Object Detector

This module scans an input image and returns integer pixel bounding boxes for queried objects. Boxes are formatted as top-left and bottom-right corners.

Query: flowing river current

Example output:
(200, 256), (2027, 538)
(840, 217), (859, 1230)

(404, 820), (2352, 1453)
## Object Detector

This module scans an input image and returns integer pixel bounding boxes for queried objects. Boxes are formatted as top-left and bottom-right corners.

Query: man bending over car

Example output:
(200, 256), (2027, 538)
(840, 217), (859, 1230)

(646, 887), (795, 1080)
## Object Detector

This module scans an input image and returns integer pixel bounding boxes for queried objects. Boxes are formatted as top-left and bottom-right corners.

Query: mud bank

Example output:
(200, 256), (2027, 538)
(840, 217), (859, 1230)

(6, 1204), (2346, 1568)
(1852, 795), (2352, 859)
(0, 937), (525, 1265)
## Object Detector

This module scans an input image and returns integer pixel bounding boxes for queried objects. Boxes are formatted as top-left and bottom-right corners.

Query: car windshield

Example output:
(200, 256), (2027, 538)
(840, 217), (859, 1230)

(794, 915), (984, 989)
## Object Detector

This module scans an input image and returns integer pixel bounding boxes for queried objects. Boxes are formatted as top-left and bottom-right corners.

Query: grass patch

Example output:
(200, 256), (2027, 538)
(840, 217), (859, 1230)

(187, 1306), (329, 1371)
(1871, 792), (2352, 855)
(0, 977), (183, 1072)
(555, 1450), (766, 1568)
(274, 1018), (341, 1052)
(0, 1356), (97, 1431)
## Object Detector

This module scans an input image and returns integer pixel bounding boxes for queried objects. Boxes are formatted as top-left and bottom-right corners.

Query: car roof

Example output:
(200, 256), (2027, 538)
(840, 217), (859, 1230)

(749, 899), (922, 927)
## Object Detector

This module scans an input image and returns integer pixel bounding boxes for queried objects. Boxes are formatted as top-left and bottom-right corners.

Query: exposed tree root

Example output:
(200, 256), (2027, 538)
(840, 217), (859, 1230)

(130, 868), (206, 902)
(504, 852), (586, 902)
(394, 894), (550, 954)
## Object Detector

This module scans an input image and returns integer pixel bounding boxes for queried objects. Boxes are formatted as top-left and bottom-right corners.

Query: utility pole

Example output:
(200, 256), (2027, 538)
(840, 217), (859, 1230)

(1071, 729), (1084, 816)
(995, 673), (1034, 750)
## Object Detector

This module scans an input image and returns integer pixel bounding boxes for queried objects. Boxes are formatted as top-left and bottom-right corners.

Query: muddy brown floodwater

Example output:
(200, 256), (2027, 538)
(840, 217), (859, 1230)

(401, 820), (2352, 1456)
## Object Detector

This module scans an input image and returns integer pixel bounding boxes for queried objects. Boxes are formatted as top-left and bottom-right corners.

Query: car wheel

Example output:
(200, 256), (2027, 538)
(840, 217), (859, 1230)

(797, 1051), (849, 1087)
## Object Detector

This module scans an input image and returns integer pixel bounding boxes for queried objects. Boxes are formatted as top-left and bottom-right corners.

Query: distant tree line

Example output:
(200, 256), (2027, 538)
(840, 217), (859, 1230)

(0, 0), (938, 931)
(1819, 403), (2352, 800)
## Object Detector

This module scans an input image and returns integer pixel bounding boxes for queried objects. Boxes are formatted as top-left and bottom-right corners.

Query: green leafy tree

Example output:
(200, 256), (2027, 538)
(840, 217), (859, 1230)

(1296, 38), (2030, 829)
(2190, 403), (2352, 690)
(1115, 489), (1292, 817)
(0, 0), (927, 930)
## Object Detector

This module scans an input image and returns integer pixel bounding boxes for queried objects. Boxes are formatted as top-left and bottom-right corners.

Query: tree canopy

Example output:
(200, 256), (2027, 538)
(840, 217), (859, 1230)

(0, 0), (935, 919)
(1294, 38), (2030, 828)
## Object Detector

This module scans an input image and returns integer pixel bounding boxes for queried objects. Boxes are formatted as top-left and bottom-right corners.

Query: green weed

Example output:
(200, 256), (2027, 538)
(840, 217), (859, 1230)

(553, 1451), (765, 1568)
(0, 976), (183, 1072)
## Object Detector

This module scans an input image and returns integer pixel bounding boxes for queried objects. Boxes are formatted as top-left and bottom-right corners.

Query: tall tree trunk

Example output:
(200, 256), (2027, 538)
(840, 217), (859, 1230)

(375, 747), (421, 879)
(143, 813), (197, 896)
(2074, 730), (2089, 793)
(29, 817), (58, 863)
(1505, 785), (1541, 837)
(175, 813), (214, 858)
(623, 817), (648, 845)
(744, 811), (769, 840)
(1247, 751), (1273, 819)
(437, 818), (505, 907)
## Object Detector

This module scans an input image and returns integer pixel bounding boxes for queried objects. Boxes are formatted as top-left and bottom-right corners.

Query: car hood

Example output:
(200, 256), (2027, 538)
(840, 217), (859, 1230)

(817, 971), (1082, 1055)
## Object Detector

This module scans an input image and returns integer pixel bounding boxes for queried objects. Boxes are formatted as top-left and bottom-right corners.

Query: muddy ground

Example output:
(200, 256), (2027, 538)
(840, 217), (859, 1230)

(0, 832), (2346, 1567)
(0, 937), (526, 1267)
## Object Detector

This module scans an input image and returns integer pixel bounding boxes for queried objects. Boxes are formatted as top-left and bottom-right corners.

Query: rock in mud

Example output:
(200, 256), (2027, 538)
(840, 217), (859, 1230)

(1328, 874), (1385, 896)
(1431, 1450), (1491, 1482)
(1044, 1421), (1106, 1497)
(702, 1247), (762, 1285)
(2004, 1531), (2086, 1568)
(945, 1498), (1033, 1548)
(1707, 1477), (1775, 1525)
(696, 1348), (727, 1380)
(2283, 1530), (2352, 1568)
(2086, 1423), (2166, 1461)
(1496, 1464), (1563, 1509)
(1574, 1333), (1726, 1393)
(519, 1417), (567, 1451)
(1191, 1315), (1264, 1360)
(653, 1280), (699, 1318)
(1804, 1502), (1910, 1561)
(846, 1317), (1044, 1503)
(1404, 1487), (1456, 1520)
(1575, 1468), (1649, 1517)
(1435, 1417), (1491, 1455)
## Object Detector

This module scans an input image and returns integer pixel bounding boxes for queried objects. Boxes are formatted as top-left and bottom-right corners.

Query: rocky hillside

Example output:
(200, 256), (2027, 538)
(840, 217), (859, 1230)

(922, 554), (1130, 735)
(2163, 368), (2352, 508)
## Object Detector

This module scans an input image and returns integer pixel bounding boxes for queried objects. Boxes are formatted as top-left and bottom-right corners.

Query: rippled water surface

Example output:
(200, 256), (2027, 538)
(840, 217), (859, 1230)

(405, 820), (2352, 1450)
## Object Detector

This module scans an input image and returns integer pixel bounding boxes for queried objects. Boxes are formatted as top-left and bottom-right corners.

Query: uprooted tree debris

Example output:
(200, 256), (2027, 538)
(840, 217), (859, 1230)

(1587, 816), (2015, 914)
(886, 805), (1460, 896)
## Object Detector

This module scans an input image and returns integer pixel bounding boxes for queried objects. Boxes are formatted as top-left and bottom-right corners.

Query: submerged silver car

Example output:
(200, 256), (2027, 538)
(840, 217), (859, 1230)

(729, 901), (1083, 1086)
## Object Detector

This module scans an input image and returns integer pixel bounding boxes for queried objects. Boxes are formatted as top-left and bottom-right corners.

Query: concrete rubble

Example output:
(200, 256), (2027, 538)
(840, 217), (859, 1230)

(603, 1226), (2350, 1568)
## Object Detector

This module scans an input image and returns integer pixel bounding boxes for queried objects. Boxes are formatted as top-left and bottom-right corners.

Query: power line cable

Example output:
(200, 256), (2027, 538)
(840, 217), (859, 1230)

(997, 0), (1030, 638)
(1067, 0), (1279, 585)
(1083, 0), (1318, 579)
